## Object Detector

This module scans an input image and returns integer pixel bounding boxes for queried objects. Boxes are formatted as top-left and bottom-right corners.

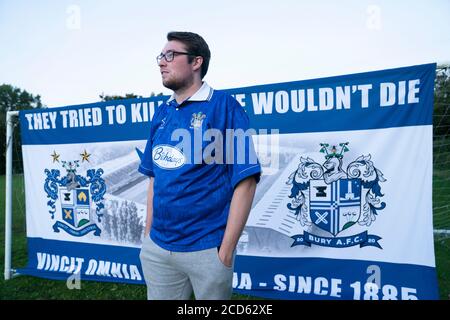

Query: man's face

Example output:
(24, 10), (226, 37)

(158, 40), (195, 91)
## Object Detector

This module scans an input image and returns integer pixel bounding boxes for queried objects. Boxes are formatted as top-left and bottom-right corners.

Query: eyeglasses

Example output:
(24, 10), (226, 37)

(156, 50), (195, 64)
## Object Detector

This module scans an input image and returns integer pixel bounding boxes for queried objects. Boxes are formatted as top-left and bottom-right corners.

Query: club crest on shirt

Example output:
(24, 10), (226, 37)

(286, 143), (386, 249)
(44, 150), (105, 237)
(190, 112), (206, 129)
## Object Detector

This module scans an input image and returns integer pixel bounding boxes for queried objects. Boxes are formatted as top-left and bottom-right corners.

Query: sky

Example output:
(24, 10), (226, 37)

(0, 0), (449, 108)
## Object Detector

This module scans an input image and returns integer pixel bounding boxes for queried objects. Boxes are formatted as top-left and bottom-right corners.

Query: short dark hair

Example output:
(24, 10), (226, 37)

(167, 31), (211, 79)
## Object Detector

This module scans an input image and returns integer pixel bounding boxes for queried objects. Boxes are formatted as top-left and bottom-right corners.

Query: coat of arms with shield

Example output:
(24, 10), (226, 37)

(59, 187), (91, 229)
(309, 178), (361, 236)
(287, 143), (385, 248)
(44, 151), (105, 237)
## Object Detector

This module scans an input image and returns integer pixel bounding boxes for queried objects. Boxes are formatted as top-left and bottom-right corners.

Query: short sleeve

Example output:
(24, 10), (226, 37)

(138, 104), (165, 177)
(138, 133), (155, 177)
(225, 96), (262, 189)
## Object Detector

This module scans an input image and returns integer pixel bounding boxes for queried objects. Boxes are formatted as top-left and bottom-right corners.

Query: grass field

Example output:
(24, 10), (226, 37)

(0, 174), (449, 300)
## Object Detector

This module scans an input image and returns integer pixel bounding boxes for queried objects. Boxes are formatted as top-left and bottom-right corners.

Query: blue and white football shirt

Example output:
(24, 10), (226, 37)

(139, 82), (261, 252)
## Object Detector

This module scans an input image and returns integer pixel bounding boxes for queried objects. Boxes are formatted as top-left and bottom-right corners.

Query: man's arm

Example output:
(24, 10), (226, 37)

(219, 176), (257, 267)
(144, 177), (154, 237)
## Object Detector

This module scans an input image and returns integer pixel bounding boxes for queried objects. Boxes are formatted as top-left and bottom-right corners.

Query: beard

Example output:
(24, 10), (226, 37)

(163, 78), (183, 91)
(162, 74), (193, 92)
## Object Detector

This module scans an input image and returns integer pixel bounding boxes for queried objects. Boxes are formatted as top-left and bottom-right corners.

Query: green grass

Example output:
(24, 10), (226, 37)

(0, 174), (449, 300)
(0, 174), (257, 300)
(435, 237), (450, 300)
(433, 170), (450, 230)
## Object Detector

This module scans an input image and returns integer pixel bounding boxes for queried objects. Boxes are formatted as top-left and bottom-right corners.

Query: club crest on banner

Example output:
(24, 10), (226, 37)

(286, 143), (386, 249)
(44, 150), (106, 237)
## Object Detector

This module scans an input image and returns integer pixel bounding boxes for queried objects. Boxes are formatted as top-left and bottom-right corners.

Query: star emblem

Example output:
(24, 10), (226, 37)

(80, 150), (91, 162)
(51, 151), (60, 163)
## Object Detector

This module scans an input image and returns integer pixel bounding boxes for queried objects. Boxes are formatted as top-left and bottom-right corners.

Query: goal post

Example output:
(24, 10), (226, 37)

(4, 110), (19, 280)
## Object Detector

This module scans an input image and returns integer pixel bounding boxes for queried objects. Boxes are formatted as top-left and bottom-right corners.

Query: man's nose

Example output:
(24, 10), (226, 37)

(158, 58), (167, 67)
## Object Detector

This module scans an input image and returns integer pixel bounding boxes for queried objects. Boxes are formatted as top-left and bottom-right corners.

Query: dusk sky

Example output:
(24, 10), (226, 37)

(1, 0), (449, 107)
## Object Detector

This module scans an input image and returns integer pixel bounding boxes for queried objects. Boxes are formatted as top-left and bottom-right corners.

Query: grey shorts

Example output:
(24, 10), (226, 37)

(139, 235), (235, 300)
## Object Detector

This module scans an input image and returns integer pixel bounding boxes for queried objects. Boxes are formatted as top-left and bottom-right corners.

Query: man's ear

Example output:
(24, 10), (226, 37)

(192, 56), (203, 72)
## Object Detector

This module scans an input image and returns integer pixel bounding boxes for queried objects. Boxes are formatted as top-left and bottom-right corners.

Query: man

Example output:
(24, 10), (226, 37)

(138, 31), (261, 300)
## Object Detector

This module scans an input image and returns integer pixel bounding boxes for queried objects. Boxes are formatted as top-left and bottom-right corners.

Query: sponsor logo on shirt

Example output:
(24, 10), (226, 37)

(152, 144), (186, 169)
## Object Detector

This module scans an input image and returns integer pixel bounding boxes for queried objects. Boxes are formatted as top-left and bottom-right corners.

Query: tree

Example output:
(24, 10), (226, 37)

(1, 84), (44, 174)
(435, 64), (450, 99)
(434, 64), (450, 138)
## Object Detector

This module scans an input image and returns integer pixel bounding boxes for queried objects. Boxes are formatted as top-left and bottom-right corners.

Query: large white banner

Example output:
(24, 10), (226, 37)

(19, 63), (439, 299)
